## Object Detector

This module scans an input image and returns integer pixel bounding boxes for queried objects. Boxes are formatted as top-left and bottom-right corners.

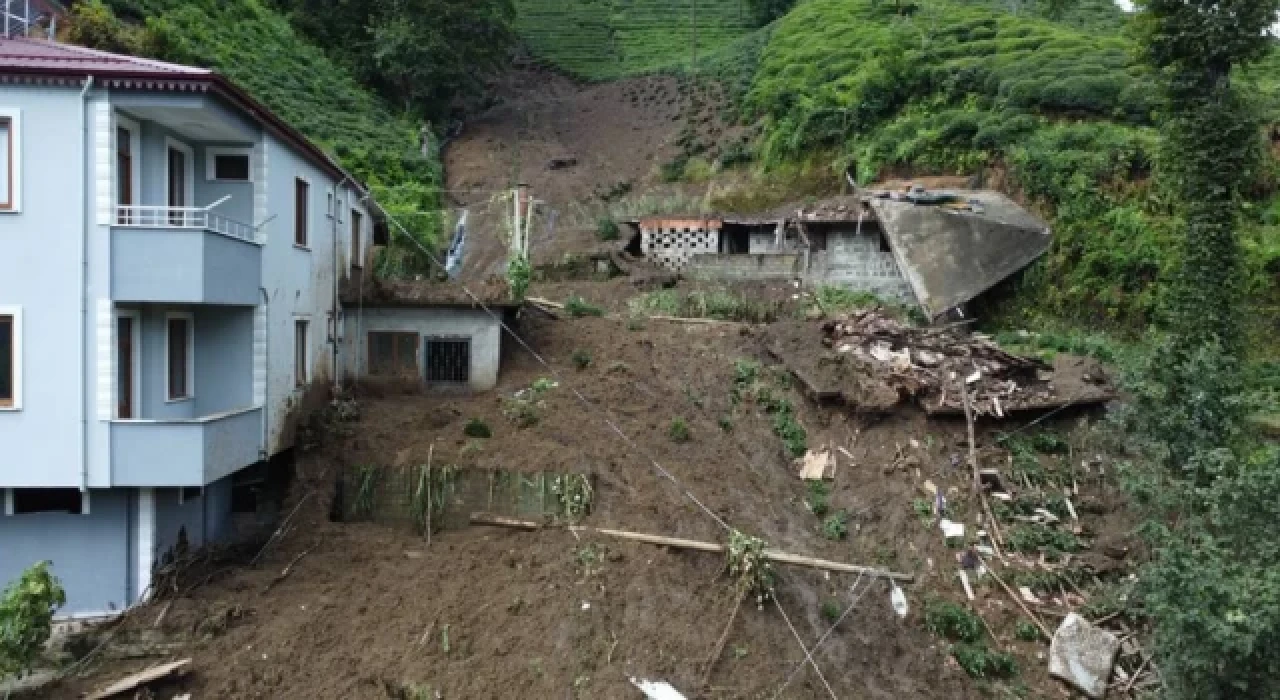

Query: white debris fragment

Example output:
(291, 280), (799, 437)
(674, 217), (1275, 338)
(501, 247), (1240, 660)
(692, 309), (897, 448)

(1048, 613), (1121, 699)
(890, 583), (909, 618)
(630, 678), (687, 700)
(940, 519), (965, 541)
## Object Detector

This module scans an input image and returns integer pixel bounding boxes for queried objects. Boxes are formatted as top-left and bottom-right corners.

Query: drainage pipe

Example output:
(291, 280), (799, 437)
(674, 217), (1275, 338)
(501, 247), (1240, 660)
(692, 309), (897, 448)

(79, 75), (94, 494)
(259, 286), (270, 460)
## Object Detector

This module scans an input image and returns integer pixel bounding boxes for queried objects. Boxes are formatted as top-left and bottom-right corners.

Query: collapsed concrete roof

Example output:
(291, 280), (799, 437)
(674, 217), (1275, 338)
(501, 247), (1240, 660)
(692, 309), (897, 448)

(870, 190), (1051, 319)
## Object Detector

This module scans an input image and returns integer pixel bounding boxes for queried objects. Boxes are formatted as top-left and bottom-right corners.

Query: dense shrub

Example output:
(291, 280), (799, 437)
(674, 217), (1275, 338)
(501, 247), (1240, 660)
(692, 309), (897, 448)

(1, 562), (66, 681)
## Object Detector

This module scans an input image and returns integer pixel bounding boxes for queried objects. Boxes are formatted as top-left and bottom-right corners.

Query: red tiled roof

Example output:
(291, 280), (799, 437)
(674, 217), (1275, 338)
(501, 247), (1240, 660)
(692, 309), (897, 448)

(0, 38), (374, 199)
(0, 38), (209, 77)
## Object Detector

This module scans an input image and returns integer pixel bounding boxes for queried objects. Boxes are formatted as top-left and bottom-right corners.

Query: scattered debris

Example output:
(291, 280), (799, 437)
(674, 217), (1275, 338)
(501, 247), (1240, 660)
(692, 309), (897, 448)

(795, 447), (835, 481)
(1048, 613), (1121, 699)
(630, 677), (687, 700)
(765, 310), (1115, 416)
(86, 659), (192, 700)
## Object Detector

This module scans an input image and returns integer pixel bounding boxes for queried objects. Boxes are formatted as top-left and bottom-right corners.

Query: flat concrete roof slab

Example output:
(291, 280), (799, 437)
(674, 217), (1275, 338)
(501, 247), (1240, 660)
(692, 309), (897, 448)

(870, 191), (1051, 318)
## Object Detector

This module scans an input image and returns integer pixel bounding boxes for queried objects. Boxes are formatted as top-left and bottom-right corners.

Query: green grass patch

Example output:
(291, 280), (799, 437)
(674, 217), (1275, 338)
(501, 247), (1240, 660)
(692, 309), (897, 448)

(513, 0), (756, 80)
(565, 295), (606, 318)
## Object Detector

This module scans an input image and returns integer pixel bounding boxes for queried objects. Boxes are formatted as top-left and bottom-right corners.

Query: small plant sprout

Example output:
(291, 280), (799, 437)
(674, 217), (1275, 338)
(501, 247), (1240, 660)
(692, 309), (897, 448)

(463, 418), (492, 438)
(726, 530), (775, 608)
(821, 510), (850, 540)
(1015, 619), (1042, 642)
(669, 417), (691, 442)
(805, 481), (831, 516)
(571, 348), (592, 370)
(731, 644), (749, 660)
(820, 599), (842, 622)
(552, 474), (593, 523)
(564, 295), (605, 318)
(596, 217), (620, 241)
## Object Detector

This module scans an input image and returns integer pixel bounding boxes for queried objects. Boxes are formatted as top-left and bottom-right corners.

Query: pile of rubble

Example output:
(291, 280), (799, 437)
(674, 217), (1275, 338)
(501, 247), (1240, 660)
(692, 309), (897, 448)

(819, 311), (1109, 416)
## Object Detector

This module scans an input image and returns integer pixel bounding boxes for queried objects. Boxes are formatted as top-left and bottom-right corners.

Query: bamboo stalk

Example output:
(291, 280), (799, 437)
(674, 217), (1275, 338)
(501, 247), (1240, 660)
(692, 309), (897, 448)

(975, 552), (1052, 640)
(425, 443), (434, 548)
(468, 514), (915, 582)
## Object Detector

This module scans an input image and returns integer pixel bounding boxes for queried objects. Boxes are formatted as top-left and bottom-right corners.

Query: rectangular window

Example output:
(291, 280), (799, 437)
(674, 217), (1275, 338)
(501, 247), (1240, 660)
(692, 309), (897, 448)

(295, 319), (308, 387)
(425, 338), (470, 384)
(179, 486), (201, 504)
(0, 115), (13, 211)
(294, 178), (309, 246)
(367, 332), (419, 377)
(13, 488), (84, 515)
(213, 153), (250, 181)
(351, 209), (363, 268)
(166, 314), (192, 401)
(0, 308), (18, 409)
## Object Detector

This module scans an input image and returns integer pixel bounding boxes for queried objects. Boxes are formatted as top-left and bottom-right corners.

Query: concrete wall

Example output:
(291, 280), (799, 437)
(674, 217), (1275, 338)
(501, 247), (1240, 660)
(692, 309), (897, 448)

(259, 132), (368, 453)
(342, 307), (502, 391)
(0, 84), (93, 488)
(0, 489), (132, 615)
(686, 253), (804, 280)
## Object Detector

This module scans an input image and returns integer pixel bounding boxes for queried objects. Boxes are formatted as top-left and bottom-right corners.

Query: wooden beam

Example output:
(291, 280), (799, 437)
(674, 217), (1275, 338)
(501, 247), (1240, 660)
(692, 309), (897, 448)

(469, 514), (914, 582)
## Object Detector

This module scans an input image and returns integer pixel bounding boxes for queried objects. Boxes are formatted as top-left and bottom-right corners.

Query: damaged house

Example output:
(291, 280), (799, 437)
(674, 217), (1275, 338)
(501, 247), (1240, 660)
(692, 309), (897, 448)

(627, 189), (1051, 319)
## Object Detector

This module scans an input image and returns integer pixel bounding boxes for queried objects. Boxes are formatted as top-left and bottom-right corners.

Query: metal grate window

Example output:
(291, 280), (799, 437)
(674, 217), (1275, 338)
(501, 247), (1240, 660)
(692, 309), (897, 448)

(424, 338), (469, 384)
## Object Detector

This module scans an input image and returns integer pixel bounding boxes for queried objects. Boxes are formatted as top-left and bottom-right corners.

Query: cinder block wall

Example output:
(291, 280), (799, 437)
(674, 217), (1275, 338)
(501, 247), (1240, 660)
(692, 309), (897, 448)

(641, 223), (721, 271)
(686, 253), (803, 280)
(819, 229), (915, 303)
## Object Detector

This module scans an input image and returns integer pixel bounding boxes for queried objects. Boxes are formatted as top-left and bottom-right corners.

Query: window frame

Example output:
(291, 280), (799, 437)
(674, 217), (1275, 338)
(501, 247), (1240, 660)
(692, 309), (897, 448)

(204, 146), (253, 183)
(114, 115), (141, 223)
(164, 311), (195, 403)
(350, 207), (364, 268)
(294, 176), (310, 248)
(163, 137), (195, 214)
(294, 318), (309, 388)
(114, 309), (141, 419)
(0, 305), (22, 411)
(367, 331), (420, 377)
(0, 108), (21, 212)
(5, 488), (90, 516)
(424, 336), (471, 385)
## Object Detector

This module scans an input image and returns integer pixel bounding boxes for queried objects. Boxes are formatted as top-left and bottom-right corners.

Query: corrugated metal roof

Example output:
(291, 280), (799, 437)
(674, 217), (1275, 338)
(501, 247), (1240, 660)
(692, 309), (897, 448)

(0, 37), (209, 76)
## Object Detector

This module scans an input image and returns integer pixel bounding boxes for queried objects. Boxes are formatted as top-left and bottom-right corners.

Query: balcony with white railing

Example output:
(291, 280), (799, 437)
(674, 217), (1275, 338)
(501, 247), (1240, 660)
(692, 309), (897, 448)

(111, 198), (263, 306)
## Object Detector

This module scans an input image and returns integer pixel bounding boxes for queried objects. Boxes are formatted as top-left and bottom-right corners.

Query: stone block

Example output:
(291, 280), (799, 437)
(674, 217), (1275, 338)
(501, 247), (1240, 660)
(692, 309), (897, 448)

(1049, 613), (1120, 699)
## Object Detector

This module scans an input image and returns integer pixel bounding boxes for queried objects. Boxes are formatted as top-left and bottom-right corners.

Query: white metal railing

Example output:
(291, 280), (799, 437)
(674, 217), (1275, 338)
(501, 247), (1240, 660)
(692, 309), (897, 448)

(115, 203), (256, 242)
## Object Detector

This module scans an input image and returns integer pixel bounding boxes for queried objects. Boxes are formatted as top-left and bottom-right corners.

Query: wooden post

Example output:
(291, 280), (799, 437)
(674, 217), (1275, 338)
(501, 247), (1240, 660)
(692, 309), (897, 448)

(469, 515), (915, 582)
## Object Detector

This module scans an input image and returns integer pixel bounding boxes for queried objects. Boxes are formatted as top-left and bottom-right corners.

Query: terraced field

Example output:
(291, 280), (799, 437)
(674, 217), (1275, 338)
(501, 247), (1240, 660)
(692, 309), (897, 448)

(514, 0), (756, 80)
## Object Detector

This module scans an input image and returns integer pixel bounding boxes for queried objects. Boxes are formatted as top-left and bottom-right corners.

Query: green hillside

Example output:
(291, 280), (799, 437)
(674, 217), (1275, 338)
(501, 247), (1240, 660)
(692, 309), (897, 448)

(740, 0), (1278, 331)
(513, 0), (755, 80)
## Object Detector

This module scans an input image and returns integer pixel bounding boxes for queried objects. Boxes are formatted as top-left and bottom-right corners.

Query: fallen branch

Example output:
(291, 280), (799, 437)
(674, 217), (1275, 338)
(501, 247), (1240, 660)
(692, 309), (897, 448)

(975, 553), (1051, 640)
(263, 547), (313, 593)
(1123, 652), (1154, 696)
(646, 315), (744, 326)
(959, 376), (980, 496)
(702, 590), (746, 686)
(469, 514), (914, 582)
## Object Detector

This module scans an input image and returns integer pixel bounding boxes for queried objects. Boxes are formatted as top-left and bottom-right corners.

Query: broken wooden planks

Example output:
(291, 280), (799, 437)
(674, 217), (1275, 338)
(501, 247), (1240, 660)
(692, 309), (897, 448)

(86, 659), (191, 700)
(469, 513), (915, 582)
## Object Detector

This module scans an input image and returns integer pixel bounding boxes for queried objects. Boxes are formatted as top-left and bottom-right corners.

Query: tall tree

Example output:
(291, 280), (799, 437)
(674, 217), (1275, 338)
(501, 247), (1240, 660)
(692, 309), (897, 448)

(273, 0), (515, 119)
(1137, 1), (1278, 463)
